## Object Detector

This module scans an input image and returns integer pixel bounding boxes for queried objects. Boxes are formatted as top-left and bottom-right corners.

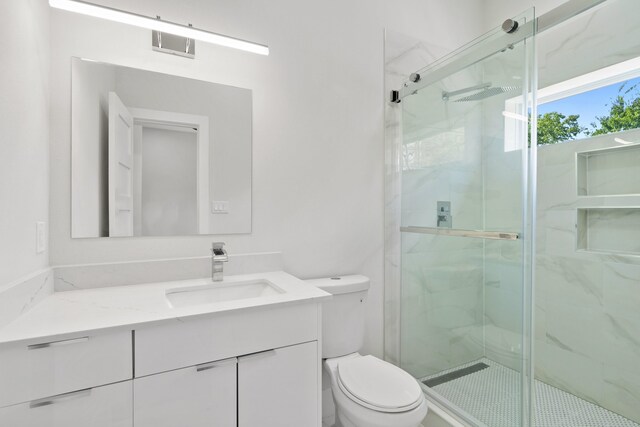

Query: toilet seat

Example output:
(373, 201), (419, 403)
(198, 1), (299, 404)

(337, 355), (423, 413)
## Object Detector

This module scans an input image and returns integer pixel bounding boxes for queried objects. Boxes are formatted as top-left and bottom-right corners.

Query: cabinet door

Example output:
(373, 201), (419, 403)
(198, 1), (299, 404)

(134, 357), (237, 427)
(0, 380), (132, 427)
(238, 341), (318, 427)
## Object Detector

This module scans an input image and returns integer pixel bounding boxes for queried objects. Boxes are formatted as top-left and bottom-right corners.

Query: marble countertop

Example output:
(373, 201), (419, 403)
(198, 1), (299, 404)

(0, 271), (330, 346)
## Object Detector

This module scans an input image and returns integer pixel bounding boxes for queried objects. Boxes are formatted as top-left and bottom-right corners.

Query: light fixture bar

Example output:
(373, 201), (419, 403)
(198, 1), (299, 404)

(49, 0), (269, 56)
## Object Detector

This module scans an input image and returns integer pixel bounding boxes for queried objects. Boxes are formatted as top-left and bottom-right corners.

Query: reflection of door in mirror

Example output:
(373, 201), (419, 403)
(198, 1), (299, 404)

(107, 95), (210, 237)
(112, 105), (209, 237)
(108, 92), (134, 237)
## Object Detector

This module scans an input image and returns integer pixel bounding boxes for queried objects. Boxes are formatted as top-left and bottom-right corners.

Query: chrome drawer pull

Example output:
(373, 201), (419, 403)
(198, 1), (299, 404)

(196, 357), (237, 372)
(239, 349), (276, 362)
(29, 389), (92, 408)
(28, 336), (90, 350)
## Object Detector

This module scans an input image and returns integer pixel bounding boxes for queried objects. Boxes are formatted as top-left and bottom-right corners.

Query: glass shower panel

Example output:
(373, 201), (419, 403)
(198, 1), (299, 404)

(399, 10), (534, 427)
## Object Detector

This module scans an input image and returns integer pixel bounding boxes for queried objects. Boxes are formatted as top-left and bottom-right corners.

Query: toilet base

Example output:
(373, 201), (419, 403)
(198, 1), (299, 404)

(333, 395), (428, 427)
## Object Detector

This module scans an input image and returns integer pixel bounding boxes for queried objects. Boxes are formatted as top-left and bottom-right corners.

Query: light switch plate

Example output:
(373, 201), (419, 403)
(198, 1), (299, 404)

(36, 222), (46, 254)
(211, 201), (229, 214)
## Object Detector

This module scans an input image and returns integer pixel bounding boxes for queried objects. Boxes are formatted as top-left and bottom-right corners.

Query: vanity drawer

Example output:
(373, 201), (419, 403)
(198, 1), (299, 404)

(0, 330), (133, 407)
(0, 380), (132, 427)
(134, 357), (237, 427)
(135, 303), (319, 376)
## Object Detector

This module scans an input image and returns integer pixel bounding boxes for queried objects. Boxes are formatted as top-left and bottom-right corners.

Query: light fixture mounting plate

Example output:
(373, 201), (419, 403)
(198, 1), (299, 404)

(152, 30), (195, 58)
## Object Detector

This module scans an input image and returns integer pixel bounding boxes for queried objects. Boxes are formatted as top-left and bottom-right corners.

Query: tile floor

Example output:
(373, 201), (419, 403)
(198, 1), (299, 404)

(422, 358), (640, 427)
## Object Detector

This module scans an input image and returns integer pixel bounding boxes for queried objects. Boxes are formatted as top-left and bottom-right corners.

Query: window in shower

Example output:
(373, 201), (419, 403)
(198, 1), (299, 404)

(504, 56), (640, 151)
(537, 57), (640, 144)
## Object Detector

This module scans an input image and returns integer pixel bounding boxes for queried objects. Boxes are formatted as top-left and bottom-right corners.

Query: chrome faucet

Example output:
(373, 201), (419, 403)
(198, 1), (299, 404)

(211, 242), (228, 282)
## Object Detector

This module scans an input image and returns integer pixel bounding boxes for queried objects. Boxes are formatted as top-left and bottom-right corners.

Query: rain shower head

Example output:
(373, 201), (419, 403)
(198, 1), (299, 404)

(442, 83), (520, 102)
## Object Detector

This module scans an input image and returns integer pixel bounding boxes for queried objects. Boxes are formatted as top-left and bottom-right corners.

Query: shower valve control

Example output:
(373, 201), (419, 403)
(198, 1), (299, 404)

(437, 201), (452, 228)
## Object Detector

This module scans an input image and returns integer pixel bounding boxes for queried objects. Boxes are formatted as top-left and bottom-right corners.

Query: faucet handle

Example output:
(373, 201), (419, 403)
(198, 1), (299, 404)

(211, 242), (228, 261)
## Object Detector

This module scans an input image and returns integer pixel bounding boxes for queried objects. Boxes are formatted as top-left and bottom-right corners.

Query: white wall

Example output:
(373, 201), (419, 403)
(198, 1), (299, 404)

(48, 0), (486, 357)
(0, 0), (50, 287)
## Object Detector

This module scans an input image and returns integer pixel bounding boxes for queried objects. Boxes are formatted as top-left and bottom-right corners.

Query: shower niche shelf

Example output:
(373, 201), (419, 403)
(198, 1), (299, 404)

(576, 207), (640, 255)
(577, 144), (640, 196)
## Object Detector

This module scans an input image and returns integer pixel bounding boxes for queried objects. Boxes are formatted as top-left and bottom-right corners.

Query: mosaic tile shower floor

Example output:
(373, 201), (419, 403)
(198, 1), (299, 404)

(421, 358), (639, 427)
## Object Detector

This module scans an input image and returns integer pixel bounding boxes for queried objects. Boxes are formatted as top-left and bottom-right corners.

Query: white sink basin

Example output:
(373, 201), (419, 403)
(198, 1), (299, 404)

(166, 280), (285, 308)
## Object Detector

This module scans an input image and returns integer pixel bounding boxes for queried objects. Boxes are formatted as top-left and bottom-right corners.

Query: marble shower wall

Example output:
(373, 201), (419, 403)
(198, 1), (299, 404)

(384, 27), (529, 379)
(384, 30), (488, 378)
(400, 233), (484, 378)
(536, 129), (640, 424)
(477, 40), (532, 373)
(384, 29), (450, 367)
(399, 97), (486, 378)
(531, 2), (640, 422)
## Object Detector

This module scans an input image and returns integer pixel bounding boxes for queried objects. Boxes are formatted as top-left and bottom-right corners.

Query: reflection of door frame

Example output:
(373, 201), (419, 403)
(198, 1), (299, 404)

(129, 108), (210, 235)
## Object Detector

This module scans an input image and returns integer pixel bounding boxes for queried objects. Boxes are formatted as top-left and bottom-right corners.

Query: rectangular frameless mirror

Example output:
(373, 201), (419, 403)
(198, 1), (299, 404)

(71, 58), (251, 238)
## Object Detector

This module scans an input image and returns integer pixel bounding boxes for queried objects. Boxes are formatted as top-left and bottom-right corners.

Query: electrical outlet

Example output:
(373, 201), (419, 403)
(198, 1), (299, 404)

(36, 222), (46, 254)
(211, 201), (229, 214)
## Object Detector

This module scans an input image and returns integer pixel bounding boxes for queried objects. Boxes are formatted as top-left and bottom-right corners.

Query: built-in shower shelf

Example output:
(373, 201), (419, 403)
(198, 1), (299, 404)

(577, 144), (640, 197)
(400, 226), (519, 241)
(576, 208), (640, 255)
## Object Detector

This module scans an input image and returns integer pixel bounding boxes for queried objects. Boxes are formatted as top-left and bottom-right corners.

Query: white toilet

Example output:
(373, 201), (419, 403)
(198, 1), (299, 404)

(306, 275), (428, 427)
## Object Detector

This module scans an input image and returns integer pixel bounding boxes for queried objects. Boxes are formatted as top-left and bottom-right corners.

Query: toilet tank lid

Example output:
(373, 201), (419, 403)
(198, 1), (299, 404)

(304, 275), (370, 295)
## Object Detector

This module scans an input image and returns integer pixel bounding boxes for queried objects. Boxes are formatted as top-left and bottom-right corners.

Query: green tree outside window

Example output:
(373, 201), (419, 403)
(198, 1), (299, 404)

(531, 82), (640, 145)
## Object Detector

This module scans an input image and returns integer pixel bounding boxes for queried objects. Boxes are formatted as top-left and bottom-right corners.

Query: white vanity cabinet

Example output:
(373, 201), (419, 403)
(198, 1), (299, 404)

(134, 303), (319, 376)
(0, 274), (326, 427)
(0, 330), (133, 427)
(134, 302), (322, 427)
(134, 357), (237, 427)
(0, 380), (133, 427)
(238, 341), (318, 427)
(0, 330), (132, 408)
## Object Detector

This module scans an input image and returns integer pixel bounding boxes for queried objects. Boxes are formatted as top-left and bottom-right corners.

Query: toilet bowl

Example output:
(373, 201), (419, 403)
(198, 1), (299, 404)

(325, 353), (428, 427)
(305, 276), (428, 427)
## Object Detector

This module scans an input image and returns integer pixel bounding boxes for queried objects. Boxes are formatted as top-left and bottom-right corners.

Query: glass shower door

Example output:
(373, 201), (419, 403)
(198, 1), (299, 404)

(398, 10), (535, 427)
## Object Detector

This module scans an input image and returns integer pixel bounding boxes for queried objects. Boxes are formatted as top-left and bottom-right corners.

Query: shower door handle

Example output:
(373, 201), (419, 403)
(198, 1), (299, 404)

(401, 226), (519, 241)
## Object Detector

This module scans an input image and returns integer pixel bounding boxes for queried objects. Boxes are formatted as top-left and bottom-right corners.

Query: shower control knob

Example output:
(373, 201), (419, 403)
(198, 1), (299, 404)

(502, 18), (519, 33)
(409, 73), (421, 83)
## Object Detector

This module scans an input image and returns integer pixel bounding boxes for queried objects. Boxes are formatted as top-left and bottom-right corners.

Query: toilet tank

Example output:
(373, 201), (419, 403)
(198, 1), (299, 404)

(305, 275), (370, 358)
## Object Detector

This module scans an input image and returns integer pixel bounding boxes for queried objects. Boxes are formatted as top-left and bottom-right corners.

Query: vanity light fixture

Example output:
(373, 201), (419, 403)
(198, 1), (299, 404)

(49, 0), (269, 56)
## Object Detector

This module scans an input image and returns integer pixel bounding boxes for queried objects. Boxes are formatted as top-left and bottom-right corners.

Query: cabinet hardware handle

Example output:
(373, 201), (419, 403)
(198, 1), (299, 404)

(196, 357), (237, 372)
(239, 349), (276, 362)
(29, 389), (92, 408)
(28, 336), (89, 350)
